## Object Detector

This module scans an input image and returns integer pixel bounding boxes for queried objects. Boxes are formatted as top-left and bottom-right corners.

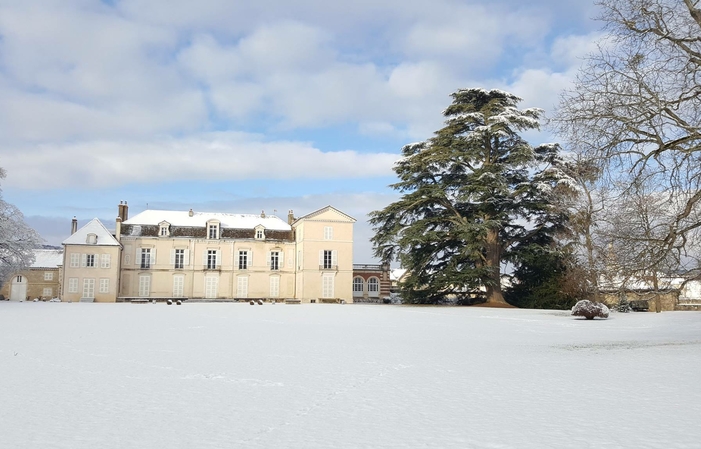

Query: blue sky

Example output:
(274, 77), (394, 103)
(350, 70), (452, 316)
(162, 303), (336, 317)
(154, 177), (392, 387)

(0, 0), (601, 262)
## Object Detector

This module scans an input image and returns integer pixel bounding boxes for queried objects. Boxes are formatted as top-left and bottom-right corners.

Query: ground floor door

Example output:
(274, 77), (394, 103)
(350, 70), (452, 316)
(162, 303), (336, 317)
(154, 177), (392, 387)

(10, 276), (27, 301)
(205, 276), (219, 299)
(236, 276), (248, 298)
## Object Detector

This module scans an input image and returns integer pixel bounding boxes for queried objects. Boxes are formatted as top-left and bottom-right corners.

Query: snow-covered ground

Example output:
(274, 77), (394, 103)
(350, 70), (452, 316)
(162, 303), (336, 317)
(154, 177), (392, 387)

(1, 303), (699, 449)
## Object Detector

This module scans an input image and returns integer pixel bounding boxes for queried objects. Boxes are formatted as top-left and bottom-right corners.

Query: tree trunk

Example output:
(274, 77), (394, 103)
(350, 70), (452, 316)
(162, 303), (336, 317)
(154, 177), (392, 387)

(485, 228), (506, 304)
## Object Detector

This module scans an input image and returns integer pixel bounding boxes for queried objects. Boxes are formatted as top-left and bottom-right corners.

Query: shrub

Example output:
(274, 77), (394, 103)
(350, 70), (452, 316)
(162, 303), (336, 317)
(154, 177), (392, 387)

(571, 300), (609, 320)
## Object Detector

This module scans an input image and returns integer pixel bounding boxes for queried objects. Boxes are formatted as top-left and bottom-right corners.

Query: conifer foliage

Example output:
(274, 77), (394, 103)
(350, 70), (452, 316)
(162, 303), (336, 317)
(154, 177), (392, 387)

(370, 89), (571, 304)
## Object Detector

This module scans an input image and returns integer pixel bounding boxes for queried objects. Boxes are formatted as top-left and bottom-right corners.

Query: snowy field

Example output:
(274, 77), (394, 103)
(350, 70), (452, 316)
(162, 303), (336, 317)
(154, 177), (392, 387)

(1, 302), (699, 449)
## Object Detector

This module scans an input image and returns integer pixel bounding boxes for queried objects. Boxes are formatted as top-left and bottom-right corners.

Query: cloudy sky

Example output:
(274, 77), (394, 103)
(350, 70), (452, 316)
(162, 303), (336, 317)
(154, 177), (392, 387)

(0, 0), (601, 262)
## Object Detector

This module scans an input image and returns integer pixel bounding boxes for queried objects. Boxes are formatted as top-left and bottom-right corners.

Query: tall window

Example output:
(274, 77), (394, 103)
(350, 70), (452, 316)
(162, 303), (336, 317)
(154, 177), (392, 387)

(269, 276), (280, 298)
(321, 250), (337, 269)
(43, 287), (53, 297)
(324, 226), (333, 240)
(255, 229), (264, 239)
(82, 279), (95, 298)
(100, 254), (111, 269)
(270, 251), (280, 271)
(236, 276), (248, 298)
(206, 250), (218, 270)
(68, 278), (78, 293)
(85, 254), (95, 268)
(99, 278), (109, 294)
(238, 251), (249, 270)
(44, 272), (53, 281)
(173, 275), (184, 297)
(138, 275), (150, 297)
(322, 273), (334, 298)
(368, 277), (380, 297)
(70, 253), (79, 268)
(174, 249), (184, 269)
(160, 226), (169, 236)
(208, 223), (219, 239)
(353, 277), (364, 296)
(140, 248), (151, 269)
(205, 276), (219, 298)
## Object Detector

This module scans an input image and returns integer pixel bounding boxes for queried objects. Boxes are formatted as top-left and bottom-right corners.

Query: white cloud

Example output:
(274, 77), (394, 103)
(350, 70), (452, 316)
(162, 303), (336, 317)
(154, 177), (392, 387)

(2, 133), (398, 189)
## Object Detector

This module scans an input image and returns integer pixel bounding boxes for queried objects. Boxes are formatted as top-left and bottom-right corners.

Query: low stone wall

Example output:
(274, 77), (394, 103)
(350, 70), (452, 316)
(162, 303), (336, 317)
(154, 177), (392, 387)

(600, 291), (678, 312)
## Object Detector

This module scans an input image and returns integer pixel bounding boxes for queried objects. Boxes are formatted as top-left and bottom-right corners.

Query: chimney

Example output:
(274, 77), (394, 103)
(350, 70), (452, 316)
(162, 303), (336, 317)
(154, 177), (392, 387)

(71, 216), (78, 235)
(117, 200), (129, 222)
(188, 208), (194, 217)
(115, 216), (122, 242)
(288, 210), (295, 224)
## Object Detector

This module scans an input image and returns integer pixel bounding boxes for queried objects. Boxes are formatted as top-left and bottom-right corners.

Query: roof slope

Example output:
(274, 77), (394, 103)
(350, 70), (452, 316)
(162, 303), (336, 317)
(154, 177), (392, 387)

(294, 206), (356, 223)
(124, 210), (291, 231)
(31, 249), (64, 268)
(62, 218), (121, 246)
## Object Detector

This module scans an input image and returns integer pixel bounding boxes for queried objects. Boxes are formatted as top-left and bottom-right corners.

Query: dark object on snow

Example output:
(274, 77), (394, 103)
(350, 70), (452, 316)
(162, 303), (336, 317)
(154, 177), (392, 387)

(257, 300), (263, 305)
(167, 299), (173, 305)
(176, 300), (182, 306)
(249, 300), (255, 305)
(571, 300), (609, 320)
(629, 300), (649, 312)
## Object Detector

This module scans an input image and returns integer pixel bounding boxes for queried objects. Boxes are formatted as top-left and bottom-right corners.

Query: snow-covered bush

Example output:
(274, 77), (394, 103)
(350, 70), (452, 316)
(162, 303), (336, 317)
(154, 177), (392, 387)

(571, 300), (609, 320)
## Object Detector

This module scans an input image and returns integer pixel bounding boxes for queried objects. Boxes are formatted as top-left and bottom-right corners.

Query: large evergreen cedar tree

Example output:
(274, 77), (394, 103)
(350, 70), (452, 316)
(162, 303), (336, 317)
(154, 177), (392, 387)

(0, 167), (41, 286)
(371, 89), (572, 305)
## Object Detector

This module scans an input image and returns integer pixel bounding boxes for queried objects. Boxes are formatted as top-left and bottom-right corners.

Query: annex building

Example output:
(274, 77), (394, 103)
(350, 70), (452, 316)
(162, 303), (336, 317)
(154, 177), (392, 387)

(60, 202), (356, 303)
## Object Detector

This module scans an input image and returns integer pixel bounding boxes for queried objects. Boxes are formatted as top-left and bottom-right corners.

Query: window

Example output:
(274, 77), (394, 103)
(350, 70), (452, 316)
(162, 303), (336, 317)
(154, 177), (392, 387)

(85, 254), (96, 268)
(100, 254), (111, 269)
(86, 233), (97, 244)
(269, 251), (280, 271)
(138, 275), (150, 297)
(255, 228), (264, 239)
(140, 248), (152, 269)
(43, 287), (52, 297)
(205, 276), (218, 299)
(174, 249), (185, 269)
(353, 277), (364, 296)
(159, 225), (169, 236)
(320, 250), (337, 270)
(70, 253), (79, 268)
(206, 250), (218, 270)
(68, 278), (78, 293)
(16, 275), (22, 282)
(322, 273), (334, 298)
(83, 279), (95, 298)
(99, 278), (109, 294)
(270, 276), (280, 298)
(368, 277), (380, 297)
(238, 250), (249, 270)
(44, 272), (53, 281)
(208, 223), (219, 239)
(173, 275), (184, 297)
(236, 276), (248, 298)
(124, 245), (132, 265)
(324, 226), (333, 240)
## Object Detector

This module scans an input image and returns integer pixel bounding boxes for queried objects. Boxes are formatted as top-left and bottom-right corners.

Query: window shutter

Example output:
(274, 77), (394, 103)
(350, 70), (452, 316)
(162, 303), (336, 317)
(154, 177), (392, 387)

(150, 249), (157, 266)
(287, 250), (293, 268)
(170, 249), (175, 265)
(102, 254), (110, 268)
(124, 246), (132, 265)
(279, 251), (284, 267)
(216, 251), (221, 268)
(266, 251), (271, 267)
(203, 251), (207, 268)
(319, 250), (323, 266)
(184, 250), (190, 266)
(81, 254), (87, 267)
(332, 250), (338, 266)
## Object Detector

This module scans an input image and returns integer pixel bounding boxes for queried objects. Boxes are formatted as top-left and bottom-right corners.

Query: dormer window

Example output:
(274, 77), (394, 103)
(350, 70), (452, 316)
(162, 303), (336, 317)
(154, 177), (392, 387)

(255, 226), (265, 240)
(207, 220), (220, 239)
(159, 221), (170, 237)
(86, 233), (97, 244)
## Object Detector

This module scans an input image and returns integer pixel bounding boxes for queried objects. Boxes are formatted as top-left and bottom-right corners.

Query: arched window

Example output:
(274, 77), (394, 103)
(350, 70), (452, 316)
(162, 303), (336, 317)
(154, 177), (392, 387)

(368, 277), (380, 297)
(353, 277), (364, 297)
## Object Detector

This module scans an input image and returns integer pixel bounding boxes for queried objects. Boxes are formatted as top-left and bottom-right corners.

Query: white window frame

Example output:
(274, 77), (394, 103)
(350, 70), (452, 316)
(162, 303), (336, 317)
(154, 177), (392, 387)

(269, 250), (280, 271)
(207, 221), (220, 240)
(238, 250), (249, 270)
(324, 226), (333, 240)
(353, 277), (364, 296)
(100, 254), (111, 269)
(85, 254), (96, 268)
(206, 249), (219, 270)
(42, 287), (53, 297)
(140, 248), (155, 269)
(82, 278), (95, 299)
(255, 228), (265, 240)
(68, 278), (78, 293)
(368, 277), (380, 297)
(173, 275), (185, 297)
(99, 278), (109, 294)
(138, 275), (151, 297)
(70, 253), (79, 268)
(322, 273), (334, 298)
(44, 271), (53, 281)
(269, 276), (280, 298)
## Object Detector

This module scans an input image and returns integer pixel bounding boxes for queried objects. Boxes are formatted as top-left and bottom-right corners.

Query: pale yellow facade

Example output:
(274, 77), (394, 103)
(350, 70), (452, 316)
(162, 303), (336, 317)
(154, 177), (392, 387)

(61, 205), (355, 303)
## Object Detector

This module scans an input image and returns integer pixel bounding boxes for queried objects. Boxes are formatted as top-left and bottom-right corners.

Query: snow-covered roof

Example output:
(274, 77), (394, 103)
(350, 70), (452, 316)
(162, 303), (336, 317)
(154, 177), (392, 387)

(30, 249), (63, 268)
(124, 210), (292, 231)
(62, 218), (121, 246)
(390, 269), (407, 282)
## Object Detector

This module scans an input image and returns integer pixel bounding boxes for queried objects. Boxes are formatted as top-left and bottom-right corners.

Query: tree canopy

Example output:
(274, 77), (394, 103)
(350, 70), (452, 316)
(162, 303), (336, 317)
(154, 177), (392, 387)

(371, 88), (572, 304)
